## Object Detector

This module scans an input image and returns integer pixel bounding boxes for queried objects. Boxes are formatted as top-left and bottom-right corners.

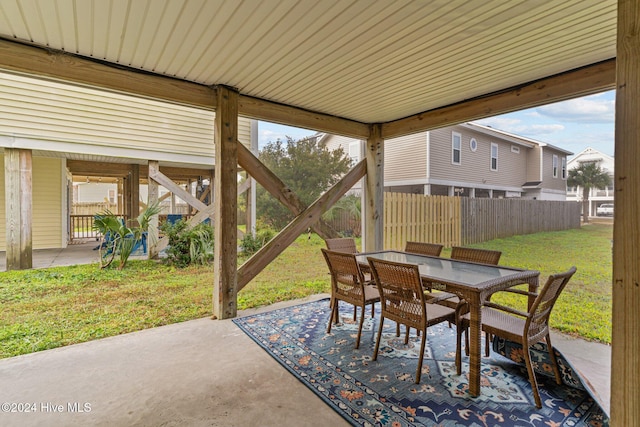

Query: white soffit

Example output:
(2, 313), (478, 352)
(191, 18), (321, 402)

(0, 0), (617, 123)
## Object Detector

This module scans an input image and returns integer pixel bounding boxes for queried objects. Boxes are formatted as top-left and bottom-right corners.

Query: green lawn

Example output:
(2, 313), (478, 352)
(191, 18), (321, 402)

(0, 224), (612, 359)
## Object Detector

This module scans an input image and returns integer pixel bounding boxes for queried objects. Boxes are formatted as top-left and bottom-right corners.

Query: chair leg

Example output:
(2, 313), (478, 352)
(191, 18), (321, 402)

(484, 332), (491, 357)
(415, 327), (427, 383)
(372, 316), (385, 361)
(355, 306), (365, 349)
(523, 342), (542, 409)
(327, 299), (338, 334)
(396, 323), (400, 337)
(456, 322), (464, 375)
(545, 334), (563, 385)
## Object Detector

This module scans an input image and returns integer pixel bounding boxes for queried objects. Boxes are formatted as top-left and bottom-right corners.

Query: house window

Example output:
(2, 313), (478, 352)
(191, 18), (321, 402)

(108, 189), (116, 204)
(452, 132), (461, 165)
(561, 157), (567, 179)
(469, 138), (477, 152)
(553, 155), (558, 178)
(511, 145), (520, 154)
(490, 143), (498, 171)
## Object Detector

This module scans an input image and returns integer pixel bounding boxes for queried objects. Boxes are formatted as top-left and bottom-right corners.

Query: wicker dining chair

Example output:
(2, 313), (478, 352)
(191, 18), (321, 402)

(404, 241), (444, 257)
(325, 238), (358, 253)
(367, 257), (456, 384)
(455, 266), (577, 408)
(321, 249), (380, 349)
(450, 246), (502, 265)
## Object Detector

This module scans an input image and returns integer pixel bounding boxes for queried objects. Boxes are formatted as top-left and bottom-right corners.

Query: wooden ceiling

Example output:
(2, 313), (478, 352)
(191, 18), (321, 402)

(0, 0), (617, 135)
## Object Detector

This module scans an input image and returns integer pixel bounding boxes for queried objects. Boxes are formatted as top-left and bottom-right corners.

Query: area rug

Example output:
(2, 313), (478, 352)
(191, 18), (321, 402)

(233, 299), (608, 427)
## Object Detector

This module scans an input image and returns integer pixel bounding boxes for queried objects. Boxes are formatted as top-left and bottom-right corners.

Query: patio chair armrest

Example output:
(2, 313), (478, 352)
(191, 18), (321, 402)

(500, 288), (538, 298)
(483, 301), (529, 318)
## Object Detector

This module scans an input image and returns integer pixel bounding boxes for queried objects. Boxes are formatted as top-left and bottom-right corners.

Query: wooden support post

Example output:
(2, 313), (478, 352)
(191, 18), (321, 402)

(4, 148), (33, 270)
(611, 0), (640, 424)
(364, 124), (384, 252)
(148, 161), (160, 259)
(213, 85), (238, 319)
(130, 164), (140, 224)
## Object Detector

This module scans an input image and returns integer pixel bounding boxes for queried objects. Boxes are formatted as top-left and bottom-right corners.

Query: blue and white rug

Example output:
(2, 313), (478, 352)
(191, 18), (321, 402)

(233, 299), (608, 426)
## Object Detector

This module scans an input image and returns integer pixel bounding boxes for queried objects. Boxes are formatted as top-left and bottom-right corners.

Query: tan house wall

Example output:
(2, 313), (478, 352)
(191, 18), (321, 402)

(0, 72), (254, 161)
(0, 155), (65, 250)
(428, 127), (529, 188)
(541, 148), (568, 191)
(384, 133), (427, 182)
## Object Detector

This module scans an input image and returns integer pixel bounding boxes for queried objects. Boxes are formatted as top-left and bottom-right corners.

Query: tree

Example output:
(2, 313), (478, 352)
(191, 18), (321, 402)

(567, 162), (612, 223)
(257, 136), (352, 230)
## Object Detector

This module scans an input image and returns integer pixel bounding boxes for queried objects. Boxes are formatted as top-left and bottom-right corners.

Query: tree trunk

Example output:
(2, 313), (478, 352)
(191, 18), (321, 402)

(582, 187), (590, 223)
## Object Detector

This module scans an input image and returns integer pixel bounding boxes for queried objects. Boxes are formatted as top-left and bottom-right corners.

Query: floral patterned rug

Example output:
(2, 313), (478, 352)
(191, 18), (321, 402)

(233, 299), (608, 427)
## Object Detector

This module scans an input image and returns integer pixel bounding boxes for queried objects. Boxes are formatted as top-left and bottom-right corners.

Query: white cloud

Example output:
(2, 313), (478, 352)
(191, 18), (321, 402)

(536, 96), (615, 123)
(475, 118), (564, 136)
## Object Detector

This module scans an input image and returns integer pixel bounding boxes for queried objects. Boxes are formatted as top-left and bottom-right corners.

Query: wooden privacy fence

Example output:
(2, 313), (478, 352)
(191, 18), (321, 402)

(460, 198), (581, 244)
(329, 193), (580, 249)
(384, 193), (460, 250)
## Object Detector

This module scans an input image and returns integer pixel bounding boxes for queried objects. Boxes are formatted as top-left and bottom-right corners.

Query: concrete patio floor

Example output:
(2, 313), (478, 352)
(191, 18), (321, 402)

(0, 244), (611, 426)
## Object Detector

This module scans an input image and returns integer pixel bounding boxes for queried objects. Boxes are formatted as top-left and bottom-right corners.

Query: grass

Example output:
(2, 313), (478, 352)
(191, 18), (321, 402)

(0, 224), (612, 359)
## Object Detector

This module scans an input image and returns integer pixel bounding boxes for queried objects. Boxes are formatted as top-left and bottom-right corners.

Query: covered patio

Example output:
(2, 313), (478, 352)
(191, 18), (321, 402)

(0, 294), (610, 426)
(0, 0), (636, 424)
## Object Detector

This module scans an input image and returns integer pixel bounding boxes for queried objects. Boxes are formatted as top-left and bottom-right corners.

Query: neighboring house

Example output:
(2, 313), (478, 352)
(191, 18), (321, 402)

(323, 122), (572, 200)
(0, 71), (256, 251)
(566, 147), (615, 217)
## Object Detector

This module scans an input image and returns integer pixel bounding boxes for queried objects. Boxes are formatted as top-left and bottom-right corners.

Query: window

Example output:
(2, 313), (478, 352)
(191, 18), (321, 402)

(108, 189), (116, 204)
(490, 143), (498, 171)
(511, 145), (520, 154)
(452, 132), (461, 164)
(561, 157), (567, 179)
(469, 138), (477, 152)
(553, 155), (558, 178)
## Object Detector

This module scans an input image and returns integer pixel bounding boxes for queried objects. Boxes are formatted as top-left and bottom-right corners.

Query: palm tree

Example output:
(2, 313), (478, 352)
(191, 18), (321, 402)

(567, 163), (612, 223)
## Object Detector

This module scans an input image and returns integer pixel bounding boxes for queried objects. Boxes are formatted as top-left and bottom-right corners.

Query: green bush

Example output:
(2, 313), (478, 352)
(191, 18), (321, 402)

(240, 223), (276, 257)
(160, 219), (214, 268)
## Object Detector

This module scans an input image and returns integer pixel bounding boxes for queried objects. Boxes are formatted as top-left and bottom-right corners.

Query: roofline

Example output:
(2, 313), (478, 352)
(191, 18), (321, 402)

(464, 122), (573, 155)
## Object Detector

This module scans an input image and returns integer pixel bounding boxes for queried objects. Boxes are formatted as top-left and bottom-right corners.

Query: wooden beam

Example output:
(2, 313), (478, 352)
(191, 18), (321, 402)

(381, 59), (617, 139)
(148, 168), (208, 212)
(212, 86), (239, 319)
(4, 148), (33, 270)
(238, 94), (370, 139)
(66, 160), (213, 182)
(0, 39), (216, 109)
(236, 142), (340, 240)
(237, 159), (367, 290)
(364, 125), (384, 252)
(130, 164), (140, 223)
(148, 161), (160, 259)
(611, 0), (640, 424)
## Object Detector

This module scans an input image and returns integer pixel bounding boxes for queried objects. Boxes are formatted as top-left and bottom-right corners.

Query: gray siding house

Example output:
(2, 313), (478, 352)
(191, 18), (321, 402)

(324, 122), (571, 200)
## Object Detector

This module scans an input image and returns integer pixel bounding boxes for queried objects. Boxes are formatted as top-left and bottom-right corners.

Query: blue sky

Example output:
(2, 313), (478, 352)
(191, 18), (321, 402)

(258, 90), (616, 158)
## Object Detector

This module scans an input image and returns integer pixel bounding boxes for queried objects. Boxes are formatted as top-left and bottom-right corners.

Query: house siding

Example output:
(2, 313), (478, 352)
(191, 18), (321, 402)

(384, 133), (427, 182)
(0, 72), (254, 161)
(0, 156), (64, 250)
(541, 149), (568, 191)
(428, 127), (528, 189)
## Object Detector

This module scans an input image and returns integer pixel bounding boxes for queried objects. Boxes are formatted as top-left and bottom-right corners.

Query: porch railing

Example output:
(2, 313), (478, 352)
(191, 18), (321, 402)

(70, 214), (128, 241)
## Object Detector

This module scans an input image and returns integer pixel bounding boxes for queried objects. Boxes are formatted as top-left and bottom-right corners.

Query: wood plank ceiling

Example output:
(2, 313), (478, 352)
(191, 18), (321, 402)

(0, 0), (617, 126)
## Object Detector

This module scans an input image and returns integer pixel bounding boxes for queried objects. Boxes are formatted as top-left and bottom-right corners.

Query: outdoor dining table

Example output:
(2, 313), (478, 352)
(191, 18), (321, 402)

(354, 250), (540, 397)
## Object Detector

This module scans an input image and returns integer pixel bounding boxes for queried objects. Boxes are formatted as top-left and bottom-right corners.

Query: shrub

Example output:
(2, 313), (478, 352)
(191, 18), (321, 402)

(240, 223), (276, 257)
(160, 219), (214, 267)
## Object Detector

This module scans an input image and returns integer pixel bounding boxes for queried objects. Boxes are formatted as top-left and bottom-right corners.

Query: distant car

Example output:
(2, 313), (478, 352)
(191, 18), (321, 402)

(596, 203), (614, 216)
